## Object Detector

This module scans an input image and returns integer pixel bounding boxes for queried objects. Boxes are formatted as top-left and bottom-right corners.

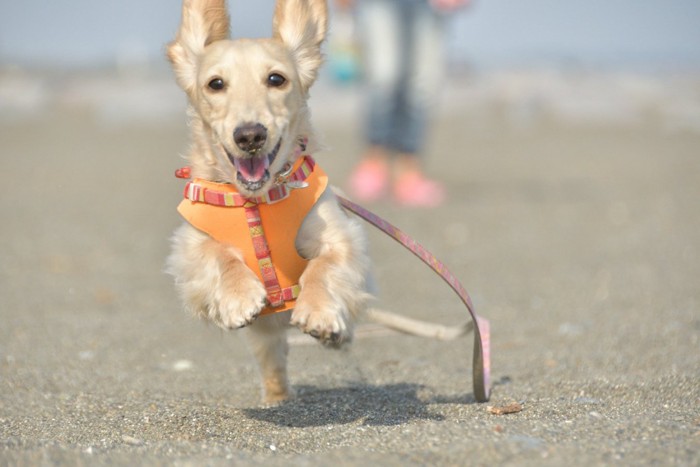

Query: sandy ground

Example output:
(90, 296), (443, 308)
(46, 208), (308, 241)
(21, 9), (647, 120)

(1, 71), (699, 465)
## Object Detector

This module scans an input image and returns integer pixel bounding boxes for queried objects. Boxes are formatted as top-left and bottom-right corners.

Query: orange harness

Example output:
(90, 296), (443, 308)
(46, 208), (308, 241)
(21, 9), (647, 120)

(177, 157), (328, 315)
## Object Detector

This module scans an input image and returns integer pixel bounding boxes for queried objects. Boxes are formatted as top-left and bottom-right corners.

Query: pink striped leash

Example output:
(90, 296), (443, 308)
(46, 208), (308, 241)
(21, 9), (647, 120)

(337, 196), (491, 402)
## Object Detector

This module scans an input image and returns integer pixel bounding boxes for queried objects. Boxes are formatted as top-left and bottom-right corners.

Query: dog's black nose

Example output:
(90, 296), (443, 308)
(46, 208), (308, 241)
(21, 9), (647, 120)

(234, 123), (267, 153)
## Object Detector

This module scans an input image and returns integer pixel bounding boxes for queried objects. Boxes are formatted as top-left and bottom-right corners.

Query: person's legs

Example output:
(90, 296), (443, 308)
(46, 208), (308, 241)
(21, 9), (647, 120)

(390, 1), (444, 154)
(391, 1), (446, 206)
(349, 0), (403, 202)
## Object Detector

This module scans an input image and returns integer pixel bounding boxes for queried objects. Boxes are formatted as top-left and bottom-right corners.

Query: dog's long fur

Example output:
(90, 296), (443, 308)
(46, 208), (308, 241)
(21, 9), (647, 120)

(166, 0), (371, 403)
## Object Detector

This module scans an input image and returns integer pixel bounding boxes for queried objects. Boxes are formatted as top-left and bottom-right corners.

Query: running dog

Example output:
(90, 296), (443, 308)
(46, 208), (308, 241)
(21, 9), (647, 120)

(166, 0), (371, 403)
(166, 0), (472, 404)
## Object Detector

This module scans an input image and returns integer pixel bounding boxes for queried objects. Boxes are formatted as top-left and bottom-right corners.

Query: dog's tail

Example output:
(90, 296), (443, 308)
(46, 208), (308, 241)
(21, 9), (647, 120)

(364, 308), (473, 341)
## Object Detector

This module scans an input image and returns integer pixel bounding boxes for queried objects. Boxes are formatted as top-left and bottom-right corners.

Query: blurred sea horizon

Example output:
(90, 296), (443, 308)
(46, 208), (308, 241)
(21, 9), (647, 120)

(2, 0), (700, 132)
(1, 0), (699, 71)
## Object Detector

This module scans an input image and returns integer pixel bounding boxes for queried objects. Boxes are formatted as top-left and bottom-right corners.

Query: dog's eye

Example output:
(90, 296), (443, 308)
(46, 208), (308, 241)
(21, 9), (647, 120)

(267, 73), (286, 88)
(208, 78), (225, 91)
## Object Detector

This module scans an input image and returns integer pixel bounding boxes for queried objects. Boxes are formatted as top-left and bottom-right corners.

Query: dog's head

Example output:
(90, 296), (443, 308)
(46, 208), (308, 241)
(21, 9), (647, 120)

(168, 0), (327, 196)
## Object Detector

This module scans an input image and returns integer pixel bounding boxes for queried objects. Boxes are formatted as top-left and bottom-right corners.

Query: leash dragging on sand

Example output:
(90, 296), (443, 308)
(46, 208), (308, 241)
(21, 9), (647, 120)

(337, 196), (491, 403)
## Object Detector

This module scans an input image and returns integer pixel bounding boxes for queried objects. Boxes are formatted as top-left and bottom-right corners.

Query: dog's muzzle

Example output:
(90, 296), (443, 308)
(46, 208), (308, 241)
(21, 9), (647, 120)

(227, 140), (282, 192)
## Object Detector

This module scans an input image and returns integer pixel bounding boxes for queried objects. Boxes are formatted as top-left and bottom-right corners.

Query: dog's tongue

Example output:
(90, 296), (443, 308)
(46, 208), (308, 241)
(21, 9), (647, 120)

(234, 155), (269, 182)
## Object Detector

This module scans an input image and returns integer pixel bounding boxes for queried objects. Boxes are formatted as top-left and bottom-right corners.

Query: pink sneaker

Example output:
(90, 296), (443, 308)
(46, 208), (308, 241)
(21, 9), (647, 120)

(348, 158), (389, 202)
(393, 171), (446, 208)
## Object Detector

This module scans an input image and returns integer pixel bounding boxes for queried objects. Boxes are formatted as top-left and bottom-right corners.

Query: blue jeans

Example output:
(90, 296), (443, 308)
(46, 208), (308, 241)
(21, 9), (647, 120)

(358, 0), (445, 155)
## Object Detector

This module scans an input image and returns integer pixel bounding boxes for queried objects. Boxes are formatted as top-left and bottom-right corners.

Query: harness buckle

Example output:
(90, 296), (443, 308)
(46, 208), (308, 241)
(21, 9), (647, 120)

(274, 162), (309, 190)
(274, 162), (294, 185)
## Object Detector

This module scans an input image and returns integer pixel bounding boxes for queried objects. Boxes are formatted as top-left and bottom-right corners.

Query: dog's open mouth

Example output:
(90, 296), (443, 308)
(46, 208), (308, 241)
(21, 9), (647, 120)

(226, 140), (281, 192)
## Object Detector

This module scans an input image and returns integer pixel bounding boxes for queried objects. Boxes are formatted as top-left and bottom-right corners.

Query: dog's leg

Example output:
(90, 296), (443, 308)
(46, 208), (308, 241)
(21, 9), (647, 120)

(245, 313), (292, 403)
(167, 224), (267, 329)
(291, 189), (371, 347)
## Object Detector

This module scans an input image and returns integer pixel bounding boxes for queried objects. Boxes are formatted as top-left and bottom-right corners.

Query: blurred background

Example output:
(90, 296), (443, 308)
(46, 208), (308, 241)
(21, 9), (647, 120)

(2, 0), (700, 126)
(2, 0), (700, 68)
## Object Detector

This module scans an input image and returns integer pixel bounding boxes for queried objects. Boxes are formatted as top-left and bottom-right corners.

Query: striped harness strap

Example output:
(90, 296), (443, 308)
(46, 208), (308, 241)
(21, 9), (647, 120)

(182, 157), (316, 207)
(242, 201), (298, 307)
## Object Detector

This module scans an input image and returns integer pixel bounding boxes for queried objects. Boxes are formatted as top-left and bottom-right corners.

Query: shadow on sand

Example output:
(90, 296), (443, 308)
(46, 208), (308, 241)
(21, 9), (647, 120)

(243, 383), (479, 427)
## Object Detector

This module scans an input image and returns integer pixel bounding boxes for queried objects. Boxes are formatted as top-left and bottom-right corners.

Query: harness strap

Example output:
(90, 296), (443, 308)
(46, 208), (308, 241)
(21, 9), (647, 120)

(243, 201), (284, 307)
(182, 156), (316, 206)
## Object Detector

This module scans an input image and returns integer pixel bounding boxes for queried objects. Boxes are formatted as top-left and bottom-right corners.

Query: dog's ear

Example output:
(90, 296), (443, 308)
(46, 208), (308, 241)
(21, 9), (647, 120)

(272, 0), (328, 91)
(167, 0), (230, 94)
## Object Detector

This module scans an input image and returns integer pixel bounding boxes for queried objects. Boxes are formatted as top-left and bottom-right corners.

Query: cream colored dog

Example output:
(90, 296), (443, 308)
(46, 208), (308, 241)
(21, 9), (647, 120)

(166, 0), (370, 403)
(166, 0), (473, 404)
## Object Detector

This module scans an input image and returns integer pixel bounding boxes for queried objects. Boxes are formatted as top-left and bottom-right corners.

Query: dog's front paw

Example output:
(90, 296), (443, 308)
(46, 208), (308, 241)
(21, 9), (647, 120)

(291, 288), (352, 347)
(215, 278), (267, 329)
